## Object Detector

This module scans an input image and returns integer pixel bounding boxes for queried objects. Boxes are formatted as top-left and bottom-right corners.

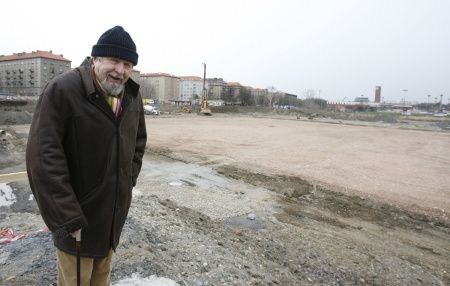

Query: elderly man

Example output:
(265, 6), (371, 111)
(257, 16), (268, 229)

(26, 26), (147, 285)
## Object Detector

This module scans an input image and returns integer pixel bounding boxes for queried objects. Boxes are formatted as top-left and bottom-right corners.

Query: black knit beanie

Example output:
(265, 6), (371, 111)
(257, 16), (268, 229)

(91, 26), (138, 66)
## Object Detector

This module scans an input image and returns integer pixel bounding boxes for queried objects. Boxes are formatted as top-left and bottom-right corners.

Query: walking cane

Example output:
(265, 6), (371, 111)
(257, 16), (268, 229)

(75, 230), (81, 286)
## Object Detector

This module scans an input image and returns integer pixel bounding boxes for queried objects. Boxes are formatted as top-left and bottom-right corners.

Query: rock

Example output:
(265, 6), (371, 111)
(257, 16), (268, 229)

(201, 262), (210, 273)
(0, 251), (11, 265)
(247, 213), (256, 220)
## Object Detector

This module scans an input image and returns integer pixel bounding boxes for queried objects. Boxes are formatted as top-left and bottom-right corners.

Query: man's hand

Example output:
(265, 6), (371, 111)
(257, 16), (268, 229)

(71, 229), (81, 241)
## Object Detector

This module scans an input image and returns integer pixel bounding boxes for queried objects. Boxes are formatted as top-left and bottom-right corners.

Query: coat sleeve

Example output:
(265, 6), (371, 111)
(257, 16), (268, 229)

(26, 79), (88, 238)
(131, 93), (147, 186)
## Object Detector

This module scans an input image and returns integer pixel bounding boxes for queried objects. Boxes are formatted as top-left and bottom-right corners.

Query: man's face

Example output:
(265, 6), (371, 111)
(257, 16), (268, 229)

(93, 57), (133, 96)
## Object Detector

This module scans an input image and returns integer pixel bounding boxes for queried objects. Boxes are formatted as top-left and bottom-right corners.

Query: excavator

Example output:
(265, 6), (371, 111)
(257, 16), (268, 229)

(200, 63), (212, 115)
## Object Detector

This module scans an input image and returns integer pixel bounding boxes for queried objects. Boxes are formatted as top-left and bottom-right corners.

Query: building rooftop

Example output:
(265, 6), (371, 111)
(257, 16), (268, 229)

(226, 82), (242, 87)
(141, 72), (179, 78)
(179, 76), (202, 81)
(0, 50), (71, 62)
(354, 96), (370, 103)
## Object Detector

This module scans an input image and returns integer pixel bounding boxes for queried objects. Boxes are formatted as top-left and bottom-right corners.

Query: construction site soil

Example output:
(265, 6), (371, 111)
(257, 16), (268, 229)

(1, 108), (449, 285)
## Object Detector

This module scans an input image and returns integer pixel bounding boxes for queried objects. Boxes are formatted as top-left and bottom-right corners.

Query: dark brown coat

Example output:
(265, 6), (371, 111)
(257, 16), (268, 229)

(26, 59), (147, 258)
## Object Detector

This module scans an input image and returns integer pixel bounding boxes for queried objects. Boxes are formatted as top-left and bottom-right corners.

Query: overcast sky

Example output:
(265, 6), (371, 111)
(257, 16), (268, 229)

(2, 0), (449, 103)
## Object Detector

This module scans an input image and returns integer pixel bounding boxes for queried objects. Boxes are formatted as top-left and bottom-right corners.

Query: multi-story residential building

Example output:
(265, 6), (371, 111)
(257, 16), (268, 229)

(0, 50), (71, 96)
(223, 82), (242, 104)
(284, 93), (299, 106)
(206, 78), (226, 100)
(250, 87), (268, 98)
(130, 69), (141, 83)
(179, 76), (203, 101)
(139, 73), (180, 103)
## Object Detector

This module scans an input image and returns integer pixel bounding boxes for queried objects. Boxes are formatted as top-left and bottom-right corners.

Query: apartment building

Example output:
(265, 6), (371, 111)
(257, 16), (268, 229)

(130, 69), (141, 83)
(222, 82), (243, 104)
(206, 78), (226, 100)
(139, 73), (180, 103)
(179, 76), (203, 101)
(0, 50), (71, 96)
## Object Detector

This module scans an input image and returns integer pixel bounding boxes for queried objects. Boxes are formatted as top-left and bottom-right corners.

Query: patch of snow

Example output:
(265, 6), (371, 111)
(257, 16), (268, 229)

(168, 181), (183, 187)
(247, 213), (256, 220)
(28, 194), (34, 201)
(133, 188), (143, 197)
(0, 183), (16, 207)
(113, 274), (178, 286)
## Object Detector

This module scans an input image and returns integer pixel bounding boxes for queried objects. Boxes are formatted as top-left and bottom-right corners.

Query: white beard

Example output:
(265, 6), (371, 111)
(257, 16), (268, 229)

(100, 78), (124, 96)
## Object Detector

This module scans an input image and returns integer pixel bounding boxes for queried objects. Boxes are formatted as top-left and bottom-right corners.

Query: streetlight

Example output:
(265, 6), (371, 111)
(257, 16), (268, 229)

(427, 94), (431, 112)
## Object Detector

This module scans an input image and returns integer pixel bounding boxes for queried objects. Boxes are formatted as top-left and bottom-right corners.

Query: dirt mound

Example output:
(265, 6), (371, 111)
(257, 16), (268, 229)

(0, 97), (36, 125)
(0, 128), (27, 173)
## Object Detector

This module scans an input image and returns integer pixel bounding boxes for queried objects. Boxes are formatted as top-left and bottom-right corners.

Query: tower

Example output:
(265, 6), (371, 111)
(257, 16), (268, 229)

(375, 86), (381, 103)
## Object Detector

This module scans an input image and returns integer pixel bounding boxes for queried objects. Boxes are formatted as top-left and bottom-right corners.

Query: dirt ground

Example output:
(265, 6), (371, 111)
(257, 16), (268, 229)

(0, 114), (449, 285)
(146, 114), (450, 220)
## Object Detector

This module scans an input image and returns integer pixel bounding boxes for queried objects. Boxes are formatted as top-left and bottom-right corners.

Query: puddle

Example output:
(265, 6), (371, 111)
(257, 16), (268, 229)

(0, 183), (16, 207)
(168, 181), (183, 187)
(225, 213), (266, 230)
(140, 158), (226, 190)
(139, 154), (277, 221)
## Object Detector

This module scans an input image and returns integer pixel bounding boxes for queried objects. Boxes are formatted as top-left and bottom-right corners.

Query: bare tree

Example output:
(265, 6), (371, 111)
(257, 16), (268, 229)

(238, 87), (254, 106)
(256, 94), (268, 106)
(266, 86), (278, 107)
(302, 88), (316, 99)
(302, 97), (327, 110)
(221, 86), (235, 103)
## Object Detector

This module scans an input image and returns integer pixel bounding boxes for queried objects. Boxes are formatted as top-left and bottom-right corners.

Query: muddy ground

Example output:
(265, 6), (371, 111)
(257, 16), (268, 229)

(146, 115), (450, 222)
(1, 114), (449, 285)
